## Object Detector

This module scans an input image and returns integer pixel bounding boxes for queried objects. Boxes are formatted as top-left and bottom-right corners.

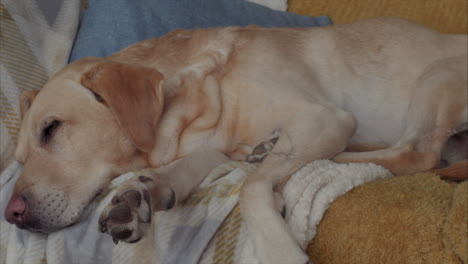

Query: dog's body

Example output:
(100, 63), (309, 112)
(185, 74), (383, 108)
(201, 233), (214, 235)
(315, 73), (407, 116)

(5, 18), (467, 264)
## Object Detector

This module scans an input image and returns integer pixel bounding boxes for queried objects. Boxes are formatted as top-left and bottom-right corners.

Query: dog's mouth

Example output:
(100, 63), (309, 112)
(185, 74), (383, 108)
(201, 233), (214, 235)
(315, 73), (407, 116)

(16, 188), (107, 234)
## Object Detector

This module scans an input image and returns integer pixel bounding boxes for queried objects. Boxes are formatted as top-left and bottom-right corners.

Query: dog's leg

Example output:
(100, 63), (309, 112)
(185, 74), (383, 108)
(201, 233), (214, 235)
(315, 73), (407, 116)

(433, 159), (468, 180)
(333, 106), (456, 175)
(333, 144), (441, 175)
(335, 56), (467, 176)
(98, 149), (228, 244)
(240, 105), (356, 264)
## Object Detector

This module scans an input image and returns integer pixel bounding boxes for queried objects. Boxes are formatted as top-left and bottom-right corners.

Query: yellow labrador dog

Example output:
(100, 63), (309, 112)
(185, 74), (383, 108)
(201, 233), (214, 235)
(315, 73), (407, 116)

(5, 17), (467, 264)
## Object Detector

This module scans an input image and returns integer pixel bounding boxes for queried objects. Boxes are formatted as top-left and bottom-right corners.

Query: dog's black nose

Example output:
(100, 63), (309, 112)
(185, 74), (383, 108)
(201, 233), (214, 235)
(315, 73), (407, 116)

(4, 193), (27, 227)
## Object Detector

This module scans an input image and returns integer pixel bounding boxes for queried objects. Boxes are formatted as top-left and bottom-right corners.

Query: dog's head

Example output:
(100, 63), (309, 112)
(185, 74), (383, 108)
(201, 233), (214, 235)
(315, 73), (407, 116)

(4, 57), (165, 233)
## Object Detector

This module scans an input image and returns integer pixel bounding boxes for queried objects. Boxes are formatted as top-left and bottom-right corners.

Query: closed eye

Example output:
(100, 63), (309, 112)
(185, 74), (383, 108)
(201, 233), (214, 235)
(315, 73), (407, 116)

(41, 120), (61, 144)
(91, 91), (105, 103)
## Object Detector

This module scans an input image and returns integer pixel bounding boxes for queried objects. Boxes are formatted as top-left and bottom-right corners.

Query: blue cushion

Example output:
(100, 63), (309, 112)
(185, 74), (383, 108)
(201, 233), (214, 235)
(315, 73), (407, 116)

(69, 0), (331, 61)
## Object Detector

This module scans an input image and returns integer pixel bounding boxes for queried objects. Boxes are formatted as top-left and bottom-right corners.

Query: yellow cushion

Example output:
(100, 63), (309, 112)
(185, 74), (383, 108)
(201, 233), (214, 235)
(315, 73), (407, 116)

(288, 0), (467, 34)
(308, 173), (467, 264)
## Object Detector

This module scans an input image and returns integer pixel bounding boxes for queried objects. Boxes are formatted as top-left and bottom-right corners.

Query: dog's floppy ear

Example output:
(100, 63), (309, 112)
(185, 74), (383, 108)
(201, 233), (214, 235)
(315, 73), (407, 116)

(81, 61), (164, 153)
(19, 90), (39, 119)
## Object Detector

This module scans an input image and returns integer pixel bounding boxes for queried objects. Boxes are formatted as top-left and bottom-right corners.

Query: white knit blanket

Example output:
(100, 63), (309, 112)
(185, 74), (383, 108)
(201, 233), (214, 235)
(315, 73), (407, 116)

(1, 160), (392, 264)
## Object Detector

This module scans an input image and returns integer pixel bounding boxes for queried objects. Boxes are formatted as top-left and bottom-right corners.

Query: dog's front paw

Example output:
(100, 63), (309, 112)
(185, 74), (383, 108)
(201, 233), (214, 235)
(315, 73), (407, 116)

(99, 171), (177, 244)
(98, 177), (154, 244)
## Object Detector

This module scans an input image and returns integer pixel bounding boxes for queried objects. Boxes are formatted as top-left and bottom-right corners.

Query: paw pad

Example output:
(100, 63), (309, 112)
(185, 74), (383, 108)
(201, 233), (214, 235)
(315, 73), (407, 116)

(108, 204), (132, 224)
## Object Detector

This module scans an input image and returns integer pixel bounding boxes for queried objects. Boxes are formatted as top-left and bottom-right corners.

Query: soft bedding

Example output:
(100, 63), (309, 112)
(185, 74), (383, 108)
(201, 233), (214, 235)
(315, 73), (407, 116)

(2, 159), (391, 264)
(0, 1), (391, 264)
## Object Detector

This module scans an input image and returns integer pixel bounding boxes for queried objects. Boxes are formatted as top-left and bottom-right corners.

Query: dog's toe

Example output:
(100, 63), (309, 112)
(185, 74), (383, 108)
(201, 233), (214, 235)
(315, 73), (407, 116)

(119, 190), (142, 208)
(104, 212), (142, 244)
(110, 227), (133, 240)
(108, 204), (133, 224)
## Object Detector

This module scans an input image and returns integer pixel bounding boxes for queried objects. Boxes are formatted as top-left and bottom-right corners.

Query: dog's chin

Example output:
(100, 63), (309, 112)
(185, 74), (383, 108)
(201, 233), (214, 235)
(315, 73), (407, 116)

(21, 210), (82, 234)
(20, 213), (77, 234)
(21, 192), (103, 234)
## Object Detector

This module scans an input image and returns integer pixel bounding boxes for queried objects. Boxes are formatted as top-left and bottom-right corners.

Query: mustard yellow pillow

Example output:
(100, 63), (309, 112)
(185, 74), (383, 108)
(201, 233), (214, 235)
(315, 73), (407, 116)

(288, 0), (467, 34)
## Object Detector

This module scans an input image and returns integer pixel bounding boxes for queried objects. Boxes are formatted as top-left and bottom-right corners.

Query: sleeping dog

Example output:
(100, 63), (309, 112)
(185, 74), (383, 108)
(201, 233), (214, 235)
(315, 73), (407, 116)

(5, 17), (467, 264)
